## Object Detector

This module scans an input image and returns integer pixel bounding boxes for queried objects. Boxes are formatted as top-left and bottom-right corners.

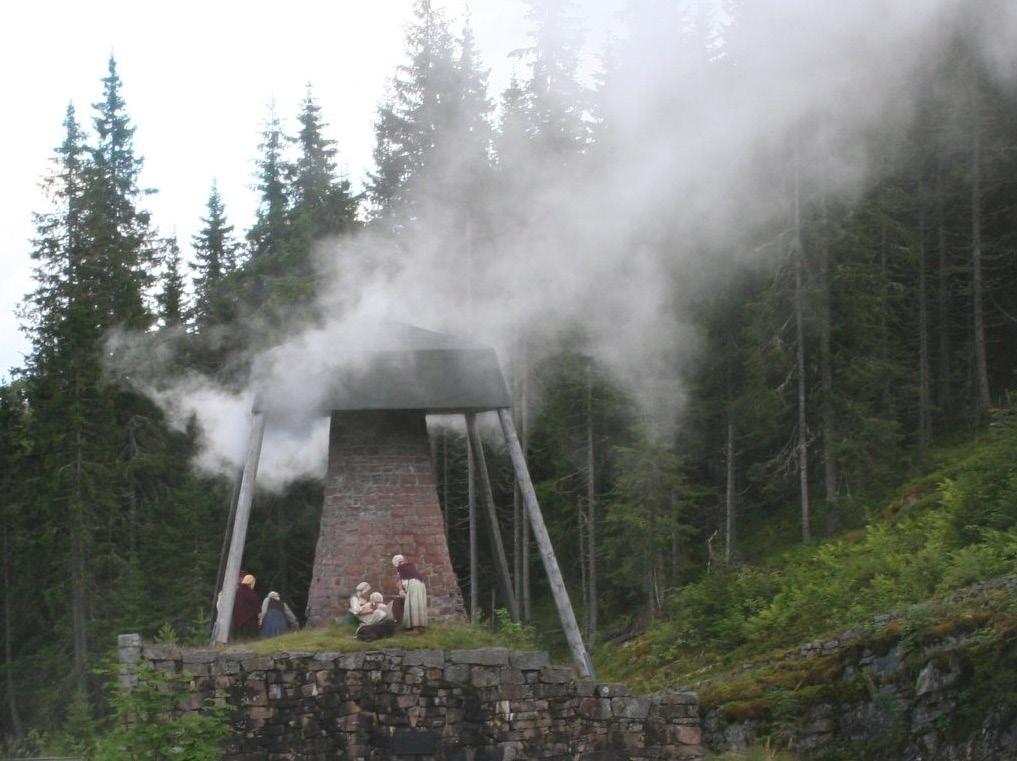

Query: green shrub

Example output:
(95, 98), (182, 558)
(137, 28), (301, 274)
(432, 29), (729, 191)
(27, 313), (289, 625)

(93, 665), (229, 761)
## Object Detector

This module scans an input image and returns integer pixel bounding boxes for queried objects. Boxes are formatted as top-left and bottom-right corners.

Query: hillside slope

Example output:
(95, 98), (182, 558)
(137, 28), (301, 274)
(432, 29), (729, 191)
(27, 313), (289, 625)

(597, 415), (1017, 758)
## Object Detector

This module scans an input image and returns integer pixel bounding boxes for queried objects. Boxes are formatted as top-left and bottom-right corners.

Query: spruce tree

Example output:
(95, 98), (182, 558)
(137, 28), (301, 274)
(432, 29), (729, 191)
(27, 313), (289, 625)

(157, 236), (186, 327)
(290, 87), (358, 242)
(368, 0), (461, 223)
(192, 182), (239, 327)
(22, 104), (115, 688)
(247, 106), (290, 270)
(87, 55), (154, 330)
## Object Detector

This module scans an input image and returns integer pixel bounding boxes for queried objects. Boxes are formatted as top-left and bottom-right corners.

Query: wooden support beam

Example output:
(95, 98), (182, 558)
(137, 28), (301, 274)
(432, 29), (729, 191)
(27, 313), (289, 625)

(468, 433), (479, 624)
(465, 414), (520, 622)
(210, 466), (243, 633)
(212, 413), (266, 645)
(497, 407), (595, 679)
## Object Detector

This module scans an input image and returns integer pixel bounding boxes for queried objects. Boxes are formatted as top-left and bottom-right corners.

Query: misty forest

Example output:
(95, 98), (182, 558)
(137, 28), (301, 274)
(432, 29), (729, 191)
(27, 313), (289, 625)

(3, 0), (1017, 758)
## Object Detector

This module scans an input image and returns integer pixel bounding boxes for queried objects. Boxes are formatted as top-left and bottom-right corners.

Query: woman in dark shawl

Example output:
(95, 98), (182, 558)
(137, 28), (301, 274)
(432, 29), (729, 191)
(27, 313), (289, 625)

(233, 574), (261, 640)
(392, 554), (428, 630)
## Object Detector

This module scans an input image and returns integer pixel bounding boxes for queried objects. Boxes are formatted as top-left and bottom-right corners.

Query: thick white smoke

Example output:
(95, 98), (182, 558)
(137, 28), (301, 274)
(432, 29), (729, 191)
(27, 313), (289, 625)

(117, 0), (1015, 487)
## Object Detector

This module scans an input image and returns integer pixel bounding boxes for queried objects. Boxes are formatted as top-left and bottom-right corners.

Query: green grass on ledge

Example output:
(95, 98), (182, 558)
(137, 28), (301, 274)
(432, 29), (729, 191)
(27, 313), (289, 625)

(229, 622), (540, 656)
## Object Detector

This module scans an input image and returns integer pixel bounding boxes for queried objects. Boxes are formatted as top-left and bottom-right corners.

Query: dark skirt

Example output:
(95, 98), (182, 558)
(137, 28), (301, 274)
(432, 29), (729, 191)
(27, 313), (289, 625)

(356, 620), (396, 642)
(260, 609), (289, 638)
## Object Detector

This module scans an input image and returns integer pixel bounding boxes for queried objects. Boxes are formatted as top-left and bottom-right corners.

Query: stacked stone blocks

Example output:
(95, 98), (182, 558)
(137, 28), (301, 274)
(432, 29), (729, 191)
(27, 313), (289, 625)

(120, 638), (702, 760)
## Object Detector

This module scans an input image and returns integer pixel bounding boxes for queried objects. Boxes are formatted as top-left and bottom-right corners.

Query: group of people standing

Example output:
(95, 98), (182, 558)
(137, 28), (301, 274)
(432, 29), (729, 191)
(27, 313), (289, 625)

(227, 572), (300, 640)
(223, 554), (428, 643)
(347, 554), (428, 641)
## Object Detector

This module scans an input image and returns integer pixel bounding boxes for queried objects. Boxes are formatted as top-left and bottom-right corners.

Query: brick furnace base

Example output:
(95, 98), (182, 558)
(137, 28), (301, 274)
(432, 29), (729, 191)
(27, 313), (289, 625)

(305, 411), (465, 627)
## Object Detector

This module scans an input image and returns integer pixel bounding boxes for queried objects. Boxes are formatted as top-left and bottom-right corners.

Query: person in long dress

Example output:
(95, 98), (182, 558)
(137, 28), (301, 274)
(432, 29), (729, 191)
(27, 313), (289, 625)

(259, 591), (299, 637)
(232, 574), (261, 640)
(392, 554), (428, 631)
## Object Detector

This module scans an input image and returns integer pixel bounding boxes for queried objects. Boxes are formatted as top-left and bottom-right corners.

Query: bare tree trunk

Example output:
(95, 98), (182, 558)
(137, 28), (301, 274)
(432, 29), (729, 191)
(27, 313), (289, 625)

(585, 360), (597, 644)
(970, 89), (991, 420)
(72, 428), (88, 688)
(918, 172), (933, 449)
(520, 360), (531, 622)
(880, 218), (892, 414)
(818, 151), (838, 533)
(671, 494), (681, 583)
(725, 420), (737, 564)
(577, 506), (588, 629)
(465, 415), (519, 621)
(792, 145), (812, 544)
(936, 153), (952, 414)
(3, 522), (24, 740)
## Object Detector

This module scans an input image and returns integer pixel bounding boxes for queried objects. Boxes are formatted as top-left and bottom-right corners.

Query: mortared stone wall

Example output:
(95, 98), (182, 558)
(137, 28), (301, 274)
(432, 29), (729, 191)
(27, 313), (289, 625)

(120, 635), (704, 760)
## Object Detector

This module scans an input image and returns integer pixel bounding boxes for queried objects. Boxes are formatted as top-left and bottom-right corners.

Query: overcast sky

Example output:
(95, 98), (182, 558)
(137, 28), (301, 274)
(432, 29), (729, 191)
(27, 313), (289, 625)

(0, 0), (619, 381)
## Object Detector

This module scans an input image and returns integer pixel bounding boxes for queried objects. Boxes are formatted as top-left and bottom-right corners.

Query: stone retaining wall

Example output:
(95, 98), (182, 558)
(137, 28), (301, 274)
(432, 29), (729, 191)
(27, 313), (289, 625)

(119, 635), (702, 761)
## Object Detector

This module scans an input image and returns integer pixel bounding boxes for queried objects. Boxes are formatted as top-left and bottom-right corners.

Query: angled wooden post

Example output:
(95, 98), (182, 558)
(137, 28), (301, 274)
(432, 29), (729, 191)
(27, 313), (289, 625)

(497, 407), (595, 679)
(468, 431), (479, 624)
(465, 414), (520, 622)
(210, 466), (243, 633)
(212, 412), (266, 645)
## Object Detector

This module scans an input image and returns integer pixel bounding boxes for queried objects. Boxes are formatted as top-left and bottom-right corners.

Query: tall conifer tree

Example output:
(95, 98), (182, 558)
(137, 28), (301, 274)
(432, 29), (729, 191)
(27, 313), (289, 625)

(192, 182), (238, 327)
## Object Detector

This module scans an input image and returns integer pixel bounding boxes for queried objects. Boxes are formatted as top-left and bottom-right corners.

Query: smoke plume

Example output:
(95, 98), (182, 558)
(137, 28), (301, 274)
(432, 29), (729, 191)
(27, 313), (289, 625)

(113, 0), (1015, 487)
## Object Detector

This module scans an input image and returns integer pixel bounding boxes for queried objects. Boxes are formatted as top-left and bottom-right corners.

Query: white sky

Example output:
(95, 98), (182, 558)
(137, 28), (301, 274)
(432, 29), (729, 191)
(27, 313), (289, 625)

(0, 0), (618, 381)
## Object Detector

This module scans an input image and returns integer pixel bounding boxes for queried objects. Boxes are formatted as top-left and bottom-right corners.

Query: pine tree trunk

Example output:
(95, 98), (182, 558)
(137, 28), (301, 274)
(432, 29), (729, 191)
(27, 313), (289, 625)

(918, 172), (933, 449)
(793, 146), (812, 544)
(3, 522), (24, 740)
(72, 428), (88, 688)
(818, 157), (838, 532)
(880, 218), (892, 414)
(970, 91), (991, 420)
(724, 419), (737, 564)
(577, 506), (588, 630)
(936, 153), (952, 414)
(520, 358), (531, 622)
(585, 361), (597, 644)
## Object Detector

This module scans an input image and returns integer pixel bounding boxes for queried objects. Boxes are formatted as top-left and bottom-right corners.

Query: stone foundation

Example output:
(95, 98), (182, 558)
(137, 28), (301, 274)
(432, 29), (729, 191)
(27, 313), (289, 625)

(306, 411), (465, 627)
(120, 636), (702, 760)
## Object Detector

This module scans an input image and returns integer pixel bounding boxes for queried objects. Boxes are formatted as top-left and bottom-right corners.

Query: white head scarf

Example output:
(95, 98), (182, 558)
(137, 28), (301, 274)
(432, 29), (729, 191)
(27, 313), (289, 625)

(391, 554), (405, 567)
(356, 581), (371, 594)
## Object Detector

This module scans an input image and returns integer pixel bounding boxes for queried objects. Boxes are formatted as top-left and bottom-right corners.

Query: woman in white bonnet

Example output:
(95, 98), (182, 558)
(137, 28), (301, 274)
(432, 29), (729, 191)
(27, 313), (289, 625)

(392, 554), (428, 631)
(348, 581), (373, 625)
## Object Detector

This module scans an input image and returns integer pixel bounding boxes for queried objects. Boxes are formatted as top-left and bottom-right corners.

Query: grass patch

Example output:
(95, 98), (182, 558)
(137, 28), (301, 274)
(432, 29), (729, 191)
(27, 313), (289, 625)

(230, 621), (540, 656)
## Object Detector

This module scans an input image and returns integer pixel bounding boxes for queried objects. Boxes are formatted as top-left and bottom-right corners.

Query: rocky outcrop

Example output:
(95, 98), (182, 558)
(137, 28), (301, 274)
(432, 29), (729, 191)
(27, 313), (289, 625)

(696, 579), (1017, 760)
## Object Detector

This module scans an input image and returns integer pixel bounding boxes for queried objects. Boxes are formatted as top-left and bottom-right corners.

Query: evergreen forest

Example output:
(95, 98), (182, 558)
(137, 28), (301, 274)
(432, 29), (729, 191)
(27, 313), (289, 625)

(2, 0), (1017, 753)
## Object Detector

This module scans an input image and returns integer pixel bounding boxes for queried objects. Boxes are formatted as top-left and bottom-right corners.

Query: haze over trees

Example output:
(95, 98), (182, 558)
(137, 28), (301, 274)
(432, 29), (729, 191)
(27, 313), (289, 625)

(2, 0), (1017, 747)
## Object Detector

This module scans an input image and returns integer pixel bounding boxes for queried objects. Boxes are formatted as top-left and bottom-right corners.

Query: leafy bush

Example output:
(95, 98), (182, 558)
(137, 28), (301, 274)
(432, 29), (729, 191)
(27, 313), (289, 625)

(93, 666), (228, 761)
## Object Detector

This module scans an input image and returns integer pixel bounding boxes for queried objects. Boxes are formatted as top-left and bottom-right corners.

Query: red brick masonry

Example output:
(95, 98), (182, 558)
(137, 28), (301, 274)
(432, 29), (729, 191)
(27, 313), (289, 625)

(306, 411), (465, 627)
